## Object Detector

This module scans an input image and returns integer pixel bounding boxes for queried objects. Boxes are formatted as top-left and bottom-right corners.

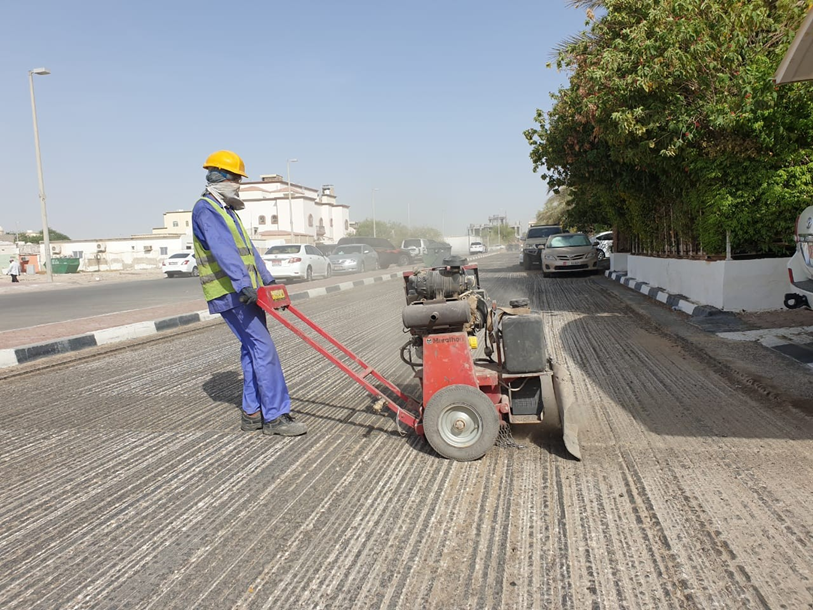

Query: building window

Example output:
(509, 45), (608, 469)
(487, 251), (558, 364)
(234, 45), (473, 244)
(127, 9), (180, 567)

(259, 215), (266, 225)
(308, 214), (314, 227)
(345, 220), (349, 230)
(319, 218), (324, 227)
(185, 220), (190, 227)
(160, 247), (168, 255)
(271, 214), (278, 224)
(173, 221), (179, 227)
(330, 219), (334, 227)
(132, 245), (136, 250)
(72, 250), (83, 259)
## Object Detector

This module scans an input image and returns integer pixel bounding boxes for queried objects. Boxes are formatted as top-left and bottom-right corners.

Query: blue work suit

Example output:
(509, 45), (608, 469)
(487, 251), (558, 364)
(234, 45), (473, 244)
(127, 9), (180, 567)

(192, 191), (292, 421)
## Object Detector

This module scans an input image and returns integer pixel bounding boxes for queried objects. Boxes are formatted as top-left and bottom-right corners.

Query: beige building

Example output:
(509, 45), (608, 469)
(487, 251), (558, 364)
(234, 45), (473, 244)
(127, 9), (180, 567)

(152, 211), (193, 235)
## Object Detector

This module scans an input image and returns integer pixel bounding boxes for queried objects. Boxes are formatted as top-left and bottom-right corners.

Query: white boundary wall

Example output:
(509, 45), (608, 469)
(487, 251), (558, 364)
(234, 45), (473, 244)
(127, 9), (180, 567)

(625, 255), (790, 311)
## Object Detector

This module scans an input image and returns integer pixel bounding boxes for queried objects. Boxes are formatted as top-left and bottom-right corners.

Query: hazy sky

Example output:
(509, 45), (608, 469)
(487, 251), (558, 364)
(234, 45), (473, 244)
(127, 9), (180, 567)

(1, 0), (588, 240)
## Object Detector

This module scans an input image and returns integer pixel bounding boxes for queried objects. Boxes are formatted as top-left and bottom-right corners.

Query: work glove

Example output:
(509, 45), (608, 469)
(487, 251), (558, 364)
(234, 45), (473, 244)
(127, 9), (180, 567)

(264, 278), (277, 286)
(239, 286), (258, 305)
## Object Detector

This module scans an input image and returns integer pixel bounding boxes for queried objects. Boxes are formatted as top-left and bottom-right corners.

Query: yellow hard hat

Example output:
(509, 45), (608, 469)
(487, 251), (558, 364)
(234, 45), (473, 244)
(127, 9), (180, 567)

(203, 150), (248, 178)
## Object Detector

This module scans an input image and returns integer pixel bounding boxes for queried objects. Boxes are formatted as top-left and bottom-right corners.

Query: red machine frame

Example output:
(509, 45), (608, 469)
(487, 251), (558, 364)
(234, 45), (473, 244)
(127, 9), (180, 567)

(257, 284), (424, 434)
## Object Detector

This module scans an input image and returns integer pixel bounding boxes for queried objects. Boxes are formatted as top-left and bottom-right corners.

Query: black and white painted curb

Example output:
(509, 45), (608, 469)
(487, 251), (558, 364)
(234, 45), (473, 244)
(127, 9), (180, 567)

(604, 270), (722, 317)
(0, 252), (496, 369)
(0, 271), (405, 369)
(716, 326), (813, 369)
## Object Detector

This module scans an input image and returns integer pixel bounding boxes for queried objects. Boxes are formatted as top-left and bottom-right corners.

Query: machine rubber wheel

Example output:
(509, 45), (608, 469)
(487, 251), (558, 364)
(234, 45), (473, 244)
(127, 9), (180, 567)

(398, 254), (410, 266)
(191, 266), (199, 277)
(596, 249), (605, 261)
(305, 266), (313, 282)
(523, 255), (532, 270)
(326, 265), (332, 278)
(423, 384), (500, 461)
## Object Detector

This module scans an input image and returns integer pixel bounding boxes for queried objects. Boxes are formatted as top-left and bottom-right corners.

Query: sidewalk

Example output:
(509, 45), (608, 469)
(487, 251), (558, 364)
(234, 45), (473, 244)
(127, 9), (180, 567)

(0, 253), (496, 368)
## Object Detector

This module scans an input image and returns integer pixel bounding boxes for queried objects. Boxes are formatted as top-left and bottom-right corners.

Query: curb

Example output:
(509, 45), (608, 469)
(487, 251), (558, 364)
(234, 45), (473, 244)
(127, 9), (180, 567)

(0, 271), (401, 369)
(604, 270), (723, 317)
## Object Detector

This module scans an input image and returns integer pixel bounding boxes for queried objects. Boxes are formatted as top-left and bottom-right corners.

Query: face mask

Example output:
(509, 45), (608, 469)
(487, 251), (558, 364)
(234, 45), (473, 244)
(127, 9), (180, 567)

(210, 181), (240, 200)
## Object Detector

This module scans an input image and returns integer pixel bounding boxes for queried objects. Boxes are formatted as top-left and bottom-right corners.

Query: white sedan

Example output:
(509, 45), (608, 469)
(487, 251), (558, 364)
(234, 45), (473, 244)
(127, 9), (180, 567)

(162, 252), (198, 278)
(262, 244), (332, 282)
(469, 241), (486, 254)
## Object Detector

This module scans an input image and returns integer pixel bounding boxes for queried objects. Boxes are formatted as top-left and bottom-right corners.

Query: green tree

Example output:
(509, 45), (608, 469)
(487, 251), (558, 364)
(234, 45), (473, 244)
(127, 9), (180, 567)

(526, 0), (813, 256)
(19, 228), (71, 243)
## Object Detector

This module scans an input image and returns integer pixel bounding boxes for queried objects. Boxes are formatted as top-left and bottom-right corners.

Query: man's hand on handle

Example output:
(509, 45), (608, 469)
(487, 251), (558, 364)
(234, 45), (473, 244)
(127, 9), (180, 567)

(239, 286), (258, 305)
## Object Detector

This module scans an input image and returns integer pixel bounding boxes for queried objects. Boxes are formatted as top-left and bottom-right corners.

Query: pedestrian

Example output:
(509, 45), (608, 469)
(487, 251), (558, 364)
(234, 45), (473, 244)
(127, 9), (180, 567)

(192, 150), (307, 437)
(6, 258), (20, 283)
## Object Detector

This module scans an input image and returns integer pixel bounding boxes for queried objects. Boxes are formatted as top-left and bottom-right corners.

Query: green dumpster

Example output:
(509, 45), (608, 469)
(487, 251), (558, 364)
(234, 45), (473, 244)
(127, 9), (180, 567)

(422, 242), (453, 266)
(47, 257), (81, 274)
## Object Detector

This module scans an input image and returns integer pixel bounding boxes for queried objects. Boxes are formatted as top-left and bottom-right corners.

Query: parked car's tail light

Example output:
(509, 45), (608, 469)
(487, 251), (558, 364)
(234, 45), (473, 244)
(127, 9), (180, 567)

(789, 268), (795, 283)
(289, 257), (302, 263)
(182, 259), (190, 265)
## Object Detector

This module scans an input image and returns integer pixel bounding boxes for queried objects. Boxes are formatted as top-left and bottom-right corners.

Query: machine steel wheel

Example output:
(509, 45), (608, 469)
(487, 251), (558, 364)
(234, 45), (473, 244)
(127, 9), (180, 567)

(423, 385), (500, 461)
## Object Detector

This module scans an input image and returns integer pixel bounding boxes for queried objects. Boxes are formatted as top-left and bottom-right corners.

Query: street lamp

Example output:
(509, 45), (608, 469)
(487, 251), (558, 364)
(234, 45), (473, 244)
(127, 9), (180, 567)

(287, 158), (298, 243)
(29, 67), (52, 282)
(371, 188), (379, 237)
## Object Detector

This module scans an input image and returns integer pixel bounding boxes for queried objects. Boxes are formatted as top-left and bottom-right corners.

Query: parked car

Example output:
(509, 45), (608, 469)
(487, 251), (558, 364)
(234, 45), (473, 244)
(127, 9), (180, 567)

(336, 236), (412, 268)
(162, 252), (198, 278)
(522, 225), (567, 269)
(469, 241), (486, 254)
(262, 244), (332, 282)
(328, 243), (379, 274)
(540, 233), (600, 277)
(591, 230), (613, 260)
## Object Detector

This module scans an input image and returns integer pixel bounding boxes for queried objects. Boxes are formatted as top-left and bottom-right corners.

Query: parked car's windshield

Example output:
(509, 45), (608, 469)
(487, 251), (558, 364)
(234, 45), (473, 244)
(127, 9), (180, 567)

(334, 245), (362, 255)
(527, 226), (564, 239)
(266, 246), (301, 255)
(169, 253), (190, 259)
(403, 239), (422, 248)
(547, 234), (592, 248)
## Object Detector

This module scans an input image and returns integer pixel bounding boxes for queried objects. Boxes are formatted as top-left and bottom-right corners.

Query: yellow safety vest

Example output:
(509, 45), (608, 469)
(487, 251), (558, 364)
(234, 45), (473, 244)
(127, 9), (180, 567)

(193, 196), (262, 301)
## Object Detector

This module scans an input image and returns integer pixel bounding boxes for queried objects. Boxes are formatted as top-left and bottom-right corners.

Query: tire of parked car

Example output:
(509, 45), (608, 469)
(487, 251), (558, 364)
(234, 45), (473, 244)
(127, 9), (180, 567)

(326, 265), (332, 278)
(596, 250), (605, 261)
(397, 254), (410, 266)
(191, 266), (199, 277)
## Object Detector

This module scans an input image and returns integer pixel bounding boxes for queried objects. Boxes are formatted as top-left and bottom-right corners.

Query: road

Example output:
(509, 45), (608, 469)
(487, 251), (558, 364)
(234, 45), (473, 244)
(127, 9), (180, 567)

(1, 254), (811, 609)
(0, 277), (204, 331)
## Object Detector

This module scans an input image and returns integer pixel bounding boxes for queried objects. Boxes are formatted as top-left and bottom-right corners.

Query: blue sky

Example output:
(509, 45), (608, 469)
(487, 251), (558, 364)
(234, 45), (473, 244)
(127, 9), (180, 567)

(1, 0), (589, 240)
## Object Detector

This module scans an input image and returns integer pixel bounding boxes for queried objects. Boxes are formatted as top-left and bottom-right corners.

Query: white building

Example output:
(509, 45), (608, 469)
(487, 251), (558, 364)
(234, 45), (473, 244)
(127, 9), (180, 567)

(238, 175), (351, 245)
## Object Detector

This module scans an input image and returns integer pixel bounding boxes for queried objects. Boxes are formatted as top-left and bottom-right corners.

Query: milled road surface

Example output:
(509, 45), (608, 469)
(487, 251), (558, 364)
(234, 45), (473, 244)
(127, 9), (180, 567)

(1, 254), (812, 609)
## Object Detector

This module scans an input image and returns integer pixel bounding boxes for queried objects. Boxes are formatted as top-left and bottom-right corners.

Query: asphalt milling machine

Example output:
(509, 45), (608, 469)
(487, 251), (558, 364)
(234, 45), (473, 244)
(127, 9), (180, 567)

(257, 256), (581, 462)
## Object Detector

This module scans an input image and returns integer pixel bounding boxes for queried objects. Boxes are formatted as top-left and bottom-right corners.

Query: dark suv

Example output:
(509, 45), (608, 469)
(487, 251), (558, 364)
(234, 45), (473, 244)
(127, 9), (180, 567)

(522, 225), (567, 269)
(336, 236), (413, 269)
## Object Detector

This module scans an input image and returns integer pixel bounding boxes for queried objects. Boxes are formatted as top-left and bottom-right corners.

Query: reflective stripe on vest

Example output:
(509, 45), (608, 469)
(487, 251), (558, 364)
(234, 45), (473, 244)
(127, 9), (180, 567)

(193, 196), (261, 302)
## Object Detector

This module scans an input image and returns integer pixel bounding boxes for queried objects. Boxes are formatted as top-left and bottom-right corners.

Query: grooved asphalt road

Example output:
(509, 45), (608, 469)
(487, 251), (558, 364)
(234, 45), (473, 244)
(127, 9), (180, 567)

(1, 255), (812, 609)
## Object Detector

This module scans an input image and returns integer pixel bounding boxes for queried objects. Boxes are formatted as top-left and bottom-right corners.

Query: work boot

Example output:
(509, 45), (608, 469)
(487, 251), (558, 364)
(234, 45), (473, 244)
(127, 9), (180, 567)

(263, 413), (307, 437)
(241, 410), (263, 431)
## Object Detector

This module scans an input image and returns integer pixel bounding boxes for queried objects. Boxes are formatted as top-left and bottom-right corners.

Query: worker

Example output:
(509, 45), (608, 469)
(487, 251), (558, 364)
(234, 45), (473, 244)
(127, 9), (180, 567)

(192, 150), (307, 437)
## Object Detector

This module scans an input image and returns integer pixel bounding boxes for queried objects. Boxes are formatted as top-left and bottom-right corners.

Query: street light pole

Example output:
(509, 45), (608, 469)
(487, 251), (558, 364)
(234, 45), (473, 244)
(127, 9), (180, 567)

(287, 158), (298, 243)
(371, 188), (379, 237)
(29, 67), (52, 282)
